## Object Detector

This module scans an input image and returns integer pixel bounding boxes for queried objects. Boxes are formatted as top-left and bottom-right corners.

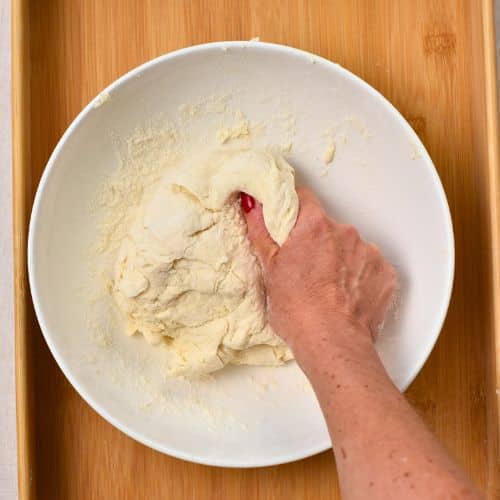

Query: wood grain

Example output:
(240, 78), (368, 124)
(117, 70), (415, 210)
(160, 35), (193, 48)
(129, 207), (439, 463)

(481, 0), (500, 487)
(12, 0), (500, 498)
(12, 0), (36, 499)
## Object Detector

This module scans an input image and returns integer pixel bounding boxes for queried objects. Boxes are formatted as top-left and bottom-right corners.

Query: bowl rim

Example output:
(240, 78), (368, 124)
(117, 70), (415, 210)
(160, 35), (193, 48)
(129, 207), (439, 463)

(27, 40), (455, 468)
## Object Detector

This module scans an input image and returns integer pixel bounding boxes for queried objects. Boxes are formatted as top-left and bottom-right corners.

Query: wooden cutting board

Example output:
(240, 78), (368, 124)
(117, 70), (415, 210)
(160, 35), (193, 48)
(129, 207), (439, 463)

(12, 0), (500, 498)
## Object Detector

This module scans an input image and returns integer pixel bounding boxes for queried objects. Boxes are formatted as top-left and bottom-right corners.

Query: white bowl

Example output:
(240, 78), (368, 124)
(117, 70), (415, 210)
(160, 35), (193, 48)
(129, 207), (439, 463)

(28, 41), (454, 467)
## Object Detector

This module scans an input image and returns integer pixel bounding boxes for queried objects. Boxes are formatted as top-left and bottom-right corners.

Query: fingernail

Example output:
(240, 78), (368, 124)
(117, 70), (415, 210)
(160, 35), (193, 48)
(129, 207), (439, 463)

(240, 192), (255, 213)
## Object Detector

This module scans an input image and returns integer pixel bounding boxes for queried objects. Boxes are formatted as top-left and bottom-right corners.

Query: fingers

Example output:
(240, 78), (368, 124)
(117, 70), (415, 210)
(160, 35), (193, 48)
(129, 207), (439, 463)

(296, 185), (321, 205)
(240, 192), (255, 213)
(243, 200), (279, 269)
(288, 186), (329, 239)
(369, 263), (397, 333)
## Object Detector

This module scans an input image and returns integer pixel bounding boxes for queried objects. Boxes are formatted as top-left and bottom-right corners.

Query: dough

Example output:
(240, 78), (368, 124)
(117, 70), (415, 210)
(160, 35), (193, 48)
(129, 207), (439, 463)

(113, 149), (299, 375)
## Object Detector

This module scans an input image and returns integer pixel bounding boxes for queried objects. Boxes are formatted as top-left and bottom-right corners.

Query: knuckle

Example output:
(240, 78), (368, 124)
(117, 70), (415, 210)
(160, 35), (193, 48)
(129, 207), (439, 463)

(297, 187), (323, 212)
(341, 224), (360, 243)
(387, 265), (398, 283)
(367, 242), (380, 254)
(297, 186), (316, 201)
(309, 210), (330, 232)
(297, 185), (311, 197)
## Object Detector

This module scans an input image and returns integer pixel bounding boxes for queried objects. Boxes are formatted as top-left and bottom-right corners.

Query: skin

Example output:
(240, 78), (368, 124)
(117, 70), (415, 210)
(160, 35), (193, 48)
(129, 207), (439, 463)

(242, 187), (483, 500)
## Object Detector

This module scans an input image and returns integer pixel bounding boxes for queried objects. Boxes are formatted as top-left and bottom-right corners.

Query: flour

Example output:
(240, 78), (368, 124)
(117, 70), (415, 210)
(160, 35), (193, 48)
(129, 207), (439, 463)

(113, 149), (298, 375)
(88, 96), (303, 378)
(410, 141), (423, 160)
(93, 91), (111, 109)
(323, 141), (336, 165)
(216, 119), (250, 144)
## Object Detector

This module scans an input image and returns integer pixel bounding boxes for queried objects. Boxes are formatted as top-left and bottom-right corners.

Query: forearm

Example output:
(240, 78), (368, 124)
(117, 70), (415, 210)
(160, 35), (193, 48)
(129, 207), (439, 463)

(294, 320), (483, 500)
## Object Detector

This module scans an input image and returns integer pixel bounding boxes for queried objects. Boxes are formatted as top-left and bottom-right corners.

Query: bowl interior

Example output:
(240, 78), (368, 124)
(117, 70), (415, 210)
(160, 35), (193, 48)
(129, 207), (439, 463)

(29, 42), (454, 467)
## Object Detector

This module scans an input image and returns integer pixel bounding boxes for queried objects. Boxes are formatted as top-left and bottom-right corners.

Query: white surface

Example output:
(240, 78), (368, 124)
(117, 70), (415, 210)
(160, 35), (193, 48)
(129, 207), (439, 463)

(28, 42), (453, 467)
(1, 3), (499, 496)
(0, 0), (16, 498)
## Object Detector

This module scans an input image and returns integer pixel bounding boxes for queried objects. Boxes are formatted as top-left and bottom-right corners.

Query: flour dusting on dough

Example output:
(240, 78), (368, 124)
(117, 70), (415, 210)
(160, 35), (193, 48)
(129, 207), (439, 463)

(112, 149), (298, 375)
(216, 120), (250, 144)
(88, 96), (310, 379)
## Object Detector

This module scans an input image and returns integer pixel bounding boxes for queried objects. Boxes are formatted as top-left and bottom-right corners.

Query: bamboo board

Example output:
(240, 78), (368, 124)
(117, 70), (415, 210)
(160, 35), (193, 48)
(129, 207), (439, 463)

(12, 0), (500, 498)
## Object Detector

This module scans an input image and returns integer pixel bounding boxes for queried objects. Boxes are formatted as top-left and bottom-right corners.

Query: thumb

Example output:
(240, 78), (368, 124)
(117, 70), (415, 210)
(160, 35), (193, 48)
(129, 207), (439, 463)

(240, 194), (279, 268)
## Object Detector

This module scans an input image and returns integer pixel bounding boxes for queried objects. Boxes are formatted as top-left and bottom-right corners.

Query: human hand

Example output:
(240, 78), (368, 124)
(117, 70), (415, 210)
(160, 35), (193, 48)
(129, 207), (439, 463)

(242, 190), (482, 500)
(242, 187), (396, 357)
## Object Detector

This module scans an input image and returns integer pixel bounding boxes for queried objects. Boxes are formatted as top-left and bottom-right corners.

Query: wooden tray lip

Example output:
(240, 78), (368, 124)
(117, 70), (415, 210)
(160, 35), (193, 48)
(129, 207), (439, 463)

(481, 0), (500, 470)
(12, 0), (35, 498)
(11, 0), (500, 498)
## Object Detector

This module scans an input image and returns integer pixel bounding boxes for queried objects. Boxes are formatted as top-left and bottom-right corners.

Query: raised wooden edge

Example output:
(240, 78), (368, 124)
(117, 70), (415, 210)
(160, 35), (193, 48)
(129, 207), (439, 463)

(481, 0), (500, 493)
(12, 0), (35, 499)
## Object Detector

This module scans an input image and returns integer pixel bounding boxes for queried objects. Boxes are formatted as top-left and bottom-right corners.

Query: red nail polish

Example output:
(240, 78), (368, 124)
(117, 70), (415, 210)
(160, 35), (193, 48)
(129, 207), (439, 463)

(240, 192), (255, 213)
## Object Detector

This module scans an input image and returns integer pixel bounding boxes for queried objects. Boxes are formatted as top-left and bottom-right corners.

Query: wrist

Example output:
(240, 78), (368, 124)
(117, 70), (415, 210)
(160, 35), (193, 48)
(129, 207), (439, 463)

(290, 314), (378, 378)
